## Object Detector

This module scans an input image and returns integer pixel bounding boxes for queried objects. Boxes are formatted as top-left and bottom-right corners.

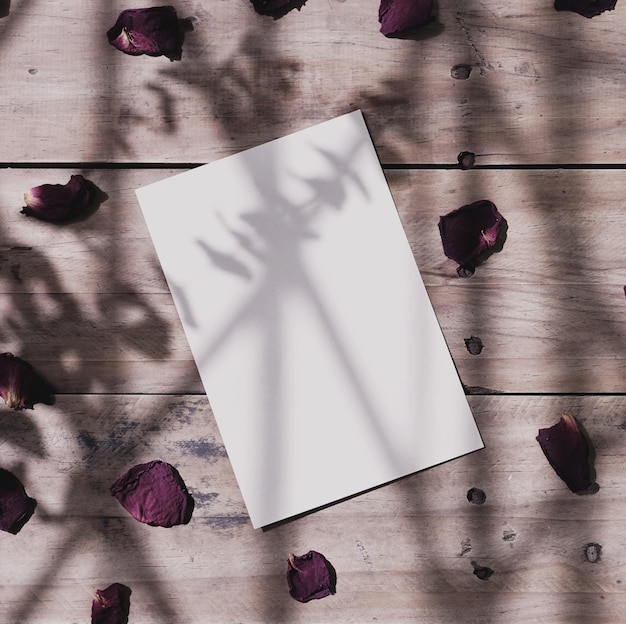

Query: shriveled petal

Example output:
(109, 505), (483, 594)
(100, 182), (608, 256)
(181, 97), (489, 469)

(91, 583), (131, 624)
(0, 353), (54, 410)
(438, 199), (505, 267)
(110, 460), (194, 527)
(107, 7), (184, 60)
(536, 414), (593, 493)
(0, 468), (37, 534)
(379, 0), (433, 36)
(22, 175), (96, 223)
(287, 550), (336, 602)
(554, 0), (616, 17)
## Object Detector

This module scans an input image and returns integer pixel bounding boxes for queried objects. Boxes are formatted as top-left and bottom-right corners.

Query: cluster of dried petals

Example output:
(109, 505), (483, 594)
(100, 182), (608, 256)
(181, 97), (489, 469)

(536, 414), (593, 493)
(251, 0), (293, 14)
(110, 460), (194, 527)
(0, 353), (54, 410)
(0, 468), (37, 534)
(107, 6), (185, 60)
(22, 175), (97, 223)
(554, 0), (617, 17)
(438, 199), (505, 270)
(91, 583), (132, 624)
(287, 550), (336, 602)
(379, 0), (433, 36)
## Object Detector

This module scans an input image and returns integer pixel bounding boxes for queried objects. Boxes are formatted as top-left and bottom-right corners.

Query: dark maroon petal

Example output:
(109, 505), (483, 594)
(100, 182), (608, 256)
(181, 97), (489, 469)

(438, 199), (504, 267)
(22, 175), (96, 223)
(251, 0), (293, 14)
(554, 0), (616, 17)
(107, 7), (184, 60)
(379, 0), (433, 36)
(0, 353), (54, 410)
(110, 460), (194, 527)
(0, 468), (37, 534)
(91, 583), (131, 624)
(287, 550), (336, 603)
(536, 414), (593, 493)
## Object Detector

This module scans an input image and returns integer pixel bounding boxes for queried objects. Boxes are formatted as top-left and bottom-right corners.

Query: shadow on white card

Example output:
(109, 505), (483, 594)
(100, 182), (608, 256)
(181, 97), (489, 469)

(137, 110), (483, 528)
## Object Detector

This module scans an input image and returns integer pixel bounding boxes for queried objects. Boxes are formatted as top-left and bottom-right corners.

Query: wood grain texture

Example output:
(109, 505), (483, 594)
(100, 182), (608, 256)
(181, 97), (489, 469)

(3, 0), (626, 616)
(0, 394), (625, 623)
(1, 0), (626, 164)
(1, 168), (625, 393)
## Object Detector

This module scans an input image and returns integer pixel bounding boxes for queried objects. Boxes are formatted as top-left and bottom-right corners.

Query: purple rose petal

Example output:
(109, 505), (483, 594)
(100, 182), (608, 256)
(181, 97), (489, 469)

(554, 0), (616, 17)
(22, 175), (97, 223)
(111, 460), (194, 527)
(438, 199), (505, 268)
(379, 0), (433, 36)
(536, 414), (593, 493)
(0, 468), (37, 534)
(287, 550), (336, 603)
(0, 353), (54, 410)
(107, 7), (185, 60)
(251, 0), (293, 14)
(91, 583), (131, 624)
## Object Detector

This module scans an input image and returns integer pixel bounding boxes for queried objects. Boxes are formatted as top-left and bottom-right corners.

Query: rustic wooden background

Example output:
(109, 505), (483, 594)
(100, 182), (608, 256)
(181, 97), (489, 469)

(2, 0), (626, 622)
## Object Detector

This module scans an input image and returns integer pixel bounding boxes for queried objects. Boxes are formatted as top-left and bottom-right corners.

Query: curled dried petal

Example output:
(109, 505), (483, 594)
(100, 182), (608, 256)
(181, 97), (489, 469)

(0, 468), (37, 534)
(379, 0), (433, 36)
(0, 353), (54, 410)
(91, 583), (131, 624)
(107, 7), (185, 60)
(536, 414), (593, 493)
(22, 175), (97, 223)
(110, 460), (194, 527)
(287, 550), (336, 602)
(438, 199), (505, 268)
(554, 0), (616, 17)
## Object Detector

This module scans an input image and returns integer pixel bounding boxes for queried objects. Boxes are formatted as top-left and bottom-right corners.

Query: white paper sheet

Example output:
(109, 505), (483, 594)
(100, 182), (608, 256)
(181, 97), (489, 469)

(137, 110), (483, 528)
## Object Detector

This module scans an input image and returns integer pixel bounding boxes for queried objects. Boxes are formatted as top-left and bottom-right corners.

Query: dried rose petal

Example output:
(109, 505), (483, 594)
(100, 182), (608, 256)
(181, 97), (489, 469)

(287, 550), (336, 603)
(379, 0), (433, 36)
(91, 583), (131, 624)
(536, 414), (593, 493)
(438, 199), (504, 267)
(110, 460), (194, 527)
(0, 468), (37, 534)
(554, 0), (616, 17)
(251, 0), (293, 14)
(107, 6), (184, 60)
(22, 175), (97, 223)
(0, 353), (54, 410)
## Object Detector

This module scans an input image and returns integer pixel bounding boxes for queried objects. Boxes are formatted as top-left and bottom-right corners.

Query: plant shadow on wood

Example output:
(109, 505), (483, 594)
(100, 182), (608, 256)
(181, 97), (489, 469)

(154, 12), (469, 620)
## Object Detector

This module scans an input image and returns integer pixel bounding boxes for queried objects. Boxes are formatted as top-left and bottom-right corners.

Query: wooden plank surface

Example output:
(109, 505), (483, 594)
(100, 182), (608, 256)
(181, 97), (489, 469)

(1, 394), (625, 623)
(3, 0), (626, 621)
(2, 168), (625, 393)
(2, 0), (626, 165)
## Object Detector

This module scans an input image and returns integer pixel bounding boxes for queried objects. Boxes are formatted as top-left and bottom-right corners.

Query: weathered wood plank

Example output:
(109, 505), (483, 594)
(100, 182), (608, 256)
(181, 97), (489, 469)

(2, 168), (625, 393)
(1, 394), (625, 623)
(1, 0), (626, 164)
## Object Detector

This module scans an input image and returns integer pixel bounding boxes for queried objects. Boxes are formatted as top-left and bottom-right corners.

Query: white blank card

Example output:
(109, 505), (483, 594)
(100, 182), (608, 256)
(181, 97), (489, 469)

(137, 110), (483, 528)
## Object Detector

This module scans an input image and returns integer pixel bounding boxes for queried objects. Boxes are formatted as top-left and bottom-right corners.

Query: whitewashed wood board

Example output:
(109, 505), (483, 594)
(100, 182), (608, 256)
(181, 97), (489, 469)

(0, 394), (625, 623)
(1, 168), (625, 393)
(1, 0), (626, 164)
